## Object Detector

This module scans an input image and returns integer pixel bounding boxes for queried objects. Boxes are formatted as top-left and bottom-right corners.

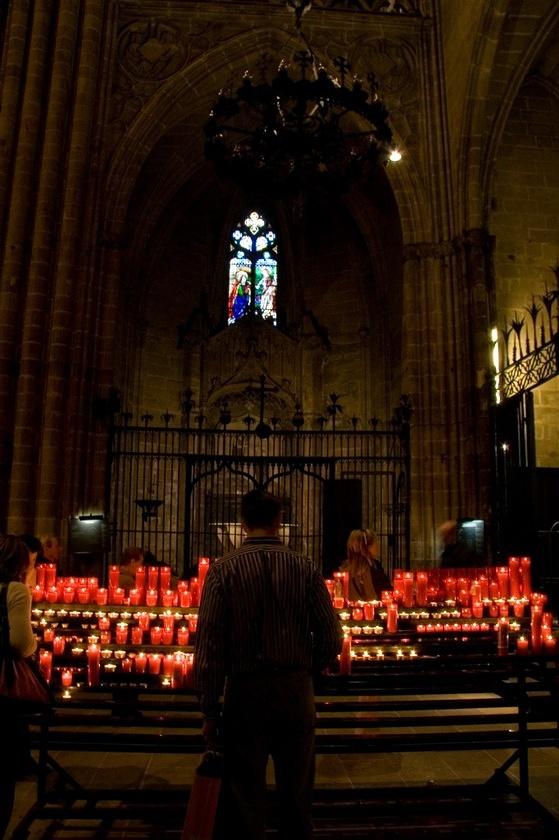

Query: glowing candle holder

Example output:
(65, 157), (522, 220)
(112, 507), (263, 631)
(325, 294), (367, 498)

(86, 644), (101, 686)
(95, 588), (108, 605)
(61, 669), (73, 687)
(135, 652), (147, 673)
(148, 653), (162, 674)
(53, 636), (65, 655)
(115, 623), (128, 645)
(516, 635), (529, 655)
(339, 635), (352, 675)
(39, 650), (53, 682)
(131, 626), (143, 645)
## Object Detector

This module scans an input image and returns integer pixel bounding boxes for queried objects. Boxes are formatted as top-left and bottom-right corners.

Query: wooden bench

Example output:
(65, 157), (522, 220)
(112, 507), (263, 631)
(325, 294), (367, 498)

(12, 654), (559, 837)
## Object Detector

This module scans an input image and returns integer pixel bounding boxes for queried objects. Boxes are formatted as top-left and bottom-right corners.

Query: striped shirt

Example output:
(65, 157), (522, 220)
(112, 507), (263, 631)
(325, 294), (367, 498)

(194, 537), (343, 718)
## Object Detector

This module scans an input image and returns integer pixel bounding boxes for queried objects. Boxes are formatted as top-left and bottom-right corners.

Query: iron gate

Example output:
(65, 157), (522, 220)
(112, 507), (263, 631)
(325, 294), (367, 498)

(107, 424), (410, 578)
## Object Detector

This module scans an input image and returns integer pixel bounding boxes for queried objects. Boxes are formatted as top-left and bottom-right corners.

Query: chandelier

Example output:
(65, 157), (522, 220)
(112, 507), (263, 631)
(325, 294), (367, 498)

(204, 5), (398, 195)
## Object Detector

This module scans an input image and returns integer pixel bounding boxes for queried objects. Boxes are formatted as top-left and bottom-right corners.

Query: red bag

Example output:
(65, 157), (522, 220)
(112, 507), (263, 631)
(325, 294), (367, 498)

(0, 585), (53, 714)
(182, 751), (223, 840)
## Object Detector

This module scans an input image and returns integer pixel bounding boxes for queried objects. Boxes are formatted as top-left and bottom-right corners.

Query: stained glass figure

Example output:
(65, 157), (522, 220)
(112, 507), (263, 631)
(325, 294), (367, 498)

(228, 211), (278, 325)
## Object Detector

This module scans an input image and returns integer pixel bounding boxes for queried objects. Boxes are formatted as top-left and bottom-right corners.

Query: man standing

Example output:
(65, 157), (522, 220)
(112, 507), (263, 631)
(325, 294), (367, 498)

(194, 489), (342, 839)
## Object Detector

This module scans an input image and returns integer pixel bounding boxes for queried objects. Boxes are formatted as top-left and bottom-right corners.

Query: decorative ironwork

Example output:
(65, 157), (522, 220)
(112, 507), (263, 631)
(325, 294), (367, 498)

(495, 282), (559, 401)
(108, 421), (410, 578)
(203, 2), (398, 195)
(500, 336), (559, 400)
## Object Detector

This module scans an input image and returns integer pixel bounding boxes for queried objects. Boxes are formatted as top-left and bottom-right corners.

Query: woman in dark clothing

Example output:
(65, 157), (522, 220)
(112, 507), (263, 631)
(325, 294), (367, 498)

(0, 535), (35, 839)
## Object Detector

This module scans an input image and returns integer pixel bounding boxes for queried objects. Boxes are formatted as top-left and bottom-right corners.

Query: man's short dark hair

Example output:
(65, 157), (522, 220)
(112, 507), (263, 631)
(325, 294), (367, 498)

(241, 490), (282, 529)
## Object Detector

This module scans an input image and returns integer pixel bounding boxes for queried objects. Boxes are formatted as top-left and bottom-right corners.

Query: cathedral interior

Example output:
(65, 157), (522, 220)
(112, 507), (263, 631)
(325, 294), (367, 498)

(1, 0), (559, 580)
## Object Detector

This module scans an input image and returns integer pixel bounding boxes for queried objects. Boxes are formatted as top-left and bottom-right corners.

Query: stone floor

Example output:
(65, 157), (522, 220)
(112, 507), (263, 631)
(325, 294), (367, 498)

(7, 746), (559, 838)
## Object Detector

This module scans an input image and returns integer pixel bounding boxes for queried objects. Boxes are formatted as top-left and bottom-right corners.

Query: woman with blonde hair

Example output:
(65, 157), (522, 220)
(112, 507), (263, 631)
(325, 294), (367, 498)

(339, 528), (391, 601)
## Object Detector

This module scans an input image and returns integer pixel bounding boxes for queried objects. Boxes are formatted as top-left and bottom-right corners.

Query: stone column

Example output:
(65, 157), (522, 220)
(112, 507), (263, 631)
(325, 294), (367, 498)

(7, 0), (81, 532)
(461, 228), (495, 527)
(402, 240), (480, 564)
(0, 0), (54, 526)
(35, 0), (106, 534)
(0, 0), (32, 238)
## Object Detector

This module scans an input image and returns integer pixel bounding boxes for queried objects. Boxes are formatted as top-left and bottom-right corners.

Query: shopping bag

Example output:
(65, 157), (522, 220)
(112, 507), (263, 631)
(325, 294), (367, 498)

(182, 750), (223, 840)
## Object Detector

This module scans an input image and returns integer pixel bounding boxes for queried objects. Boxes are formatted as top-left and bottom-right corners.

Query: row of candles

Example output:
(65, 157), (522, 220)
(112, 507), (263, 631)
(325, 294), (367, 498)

(40, 614), (198, 649)
(32, 559), (210, 607)
(38, 647), (195, 688)
(330, 557), (533, 610)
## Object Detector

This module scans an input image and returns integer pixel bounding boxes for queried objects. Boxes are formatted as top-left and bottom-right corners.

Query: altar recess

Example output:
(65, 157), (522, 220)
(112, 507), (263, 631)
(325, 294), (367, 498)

(107, 398), (411, 580)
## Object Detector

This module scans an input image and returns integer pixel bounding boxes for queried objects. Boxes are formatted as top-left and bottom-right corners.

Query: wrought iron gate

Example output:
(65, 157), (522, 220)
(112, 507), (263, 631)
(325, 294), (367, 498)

(108, 424), (410, 579)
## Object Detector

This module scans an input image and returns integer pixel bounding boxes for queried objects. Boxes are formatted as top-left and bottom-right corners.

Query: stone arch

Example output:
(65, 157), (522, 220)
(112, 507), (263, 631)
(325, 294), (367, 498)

(102, 25), (426, 248)
(461, 1), (559, 229)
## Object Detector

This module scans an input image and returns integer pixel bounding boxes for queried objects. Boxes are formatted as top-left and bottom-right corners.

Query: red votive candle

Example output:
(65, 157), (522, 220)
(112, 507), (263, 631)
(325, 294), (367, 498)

(53, 636), (65, 655)
(386, 603), (398, 633)
(146, 588), (158, 607)
(32, 585), (44, 602)
(108, 565), (119, 589)
(516, 635), (529, 655)
(121, 658), (132, 673)
(162, 654), (174, 676)
(162, 629), (174, 645)
(131, 626), (143, 645)
(86, 644), (100, 686)
(135, 652), (147, 673)
(46, 586), (58, 603)
(111, 587), (125, 605)
(544, 635), (557, 655)
(98, 616), (110, 631)
(129, 588), (141, 606)
(43, 627), (54, 643)
(508, 557), (521, 598)
(44, 564), (57, 589)
(95, 587), (108, 605)
(472, 601), (484, 619)
(352, 606), (363, 621)
(339, 635), (352, 675)
(159, 566), (171, 591)
(36, 565), (46, 588)
(39, 650), (52, 682)
(402, 572), (413, 608)
(416, 572), (427, 606)
(138, 612), (150, 631)
(161, 589), (173, 607)
(62, 585), (75, 605)
(180, 589), (192, 608)
(115, 623), (128, 645)
(148, 653), (162, 674)
(363, 602), (375, 621)
(520, 557), (532, 597)
(77, 586), (90, 604)
(61, 669), (73, 687)
(147, 567), (159, 590)
(198, 557), (210, 590)
(176, 626), (189, 646)
(150, 626), (162, 645)
(188, 616), (198, 635)
(162, 612), (175, 632)
(190, 578), (200, 607)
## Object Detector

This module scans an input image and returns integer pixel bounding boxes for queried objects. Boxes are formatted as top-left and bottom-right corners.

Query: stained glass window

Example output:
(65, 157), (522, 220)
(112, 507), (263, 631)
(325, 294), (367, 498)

(228, 211), (278, 325)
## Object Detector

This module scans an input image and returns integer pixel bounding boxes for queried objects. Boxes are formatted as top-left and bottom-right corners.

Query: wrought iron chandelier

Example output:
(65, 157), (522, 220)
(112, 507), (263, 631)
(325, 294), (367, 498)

(204, 2), (398, 196)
